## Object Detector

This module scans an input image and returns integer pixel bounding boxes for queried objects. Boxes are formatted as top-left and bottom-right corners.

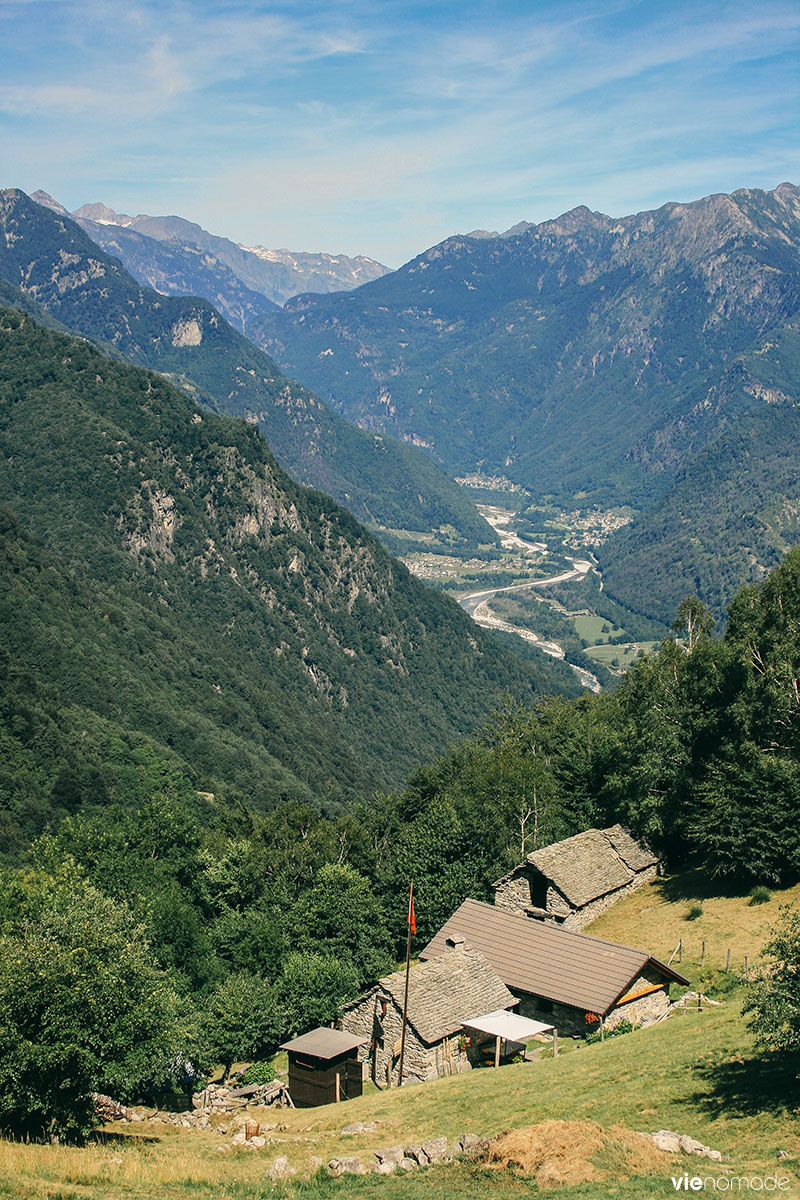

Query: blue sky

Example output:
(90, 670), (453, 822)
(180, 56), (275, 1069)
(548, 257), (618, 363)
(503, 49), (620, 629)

(1, 0), (798, 265)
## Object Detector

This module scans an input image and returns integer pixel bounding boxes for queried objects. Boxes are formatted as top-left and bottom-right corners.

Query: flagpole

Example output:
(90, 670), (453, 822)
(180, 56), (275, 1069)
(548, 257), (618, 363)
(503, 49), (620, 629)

(397, 881), (413, 1087)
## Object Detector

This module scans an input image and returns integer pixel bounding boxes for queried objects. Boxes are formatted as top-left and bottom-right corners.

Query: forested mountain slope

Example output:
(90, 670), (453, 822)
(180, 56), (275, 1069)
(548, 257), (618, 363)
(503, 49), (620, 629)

(251, 184), (800, 619)
(0, 309), (568, 858)
(252, 184), (800, 495)
(0, 189), (490, 546)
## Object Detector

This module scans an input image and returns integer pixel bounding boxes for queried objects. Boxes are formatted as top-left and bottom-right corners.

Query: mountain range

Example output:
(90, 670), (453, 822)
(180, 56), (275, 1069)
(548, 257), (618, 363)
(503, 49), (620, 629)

(245, 183), (800, 620)
(0, 189), (489, 548)
(32, 192), (388, 314)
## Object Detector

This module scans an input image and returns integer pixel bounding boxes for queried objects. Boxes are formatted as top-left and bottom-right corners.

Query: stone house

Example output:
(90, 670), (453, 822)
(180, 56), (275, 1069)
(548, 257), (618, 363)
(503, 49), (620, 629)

(493, 824), (660, 929)
(341, 936), (516, 1086)
(422, 899), (688, 1037)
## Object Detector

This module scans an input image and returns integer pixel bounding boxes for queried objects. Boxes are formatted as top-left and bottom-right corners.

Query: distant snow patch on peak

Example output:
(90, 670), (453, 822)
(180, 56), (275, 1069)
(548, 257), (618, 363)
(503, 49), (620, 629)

(72, 202), (136, 227)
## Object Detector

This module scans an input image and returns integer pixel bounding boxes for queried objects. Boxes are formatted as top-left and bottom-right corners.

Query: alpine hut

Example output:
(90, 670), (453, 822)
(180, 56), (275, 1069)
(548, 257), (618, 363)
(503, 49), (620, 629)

(341, 936), (516, 1086)
(493, 824), (660, 929)
(280, 1027), (367, 1107)
(422, 899), (689, 1037)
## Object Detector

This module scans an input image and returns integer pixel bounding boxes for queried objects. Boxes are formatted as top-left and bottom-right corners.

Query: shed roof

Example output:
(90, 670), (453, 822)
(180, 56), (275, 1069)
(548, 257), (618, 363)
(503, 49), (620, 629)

(421, 899), (688, 1015)
(343, 940), (515, 1045)
(516, 824), (659, 909)
(462, 1010), (554, 1041)
(280, 1028), (366, 1059)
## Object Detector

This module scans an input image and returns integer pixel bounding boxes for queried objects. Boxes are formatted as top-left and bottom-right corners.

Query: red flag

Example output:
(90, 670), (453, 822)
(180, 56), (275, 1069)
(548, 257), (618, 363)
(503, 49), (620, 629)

(407, 884), (416, 935)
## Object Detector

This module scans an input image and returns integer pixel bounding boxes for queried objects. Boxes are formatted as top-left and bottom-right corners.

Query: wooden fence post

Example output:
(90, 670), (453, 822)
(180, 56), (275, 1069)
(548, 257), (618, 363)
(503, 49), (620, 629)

(744, 955), (749, 979)
(701, 941), (705, 966)
(726, 948), (731, 973)
(678, 939), (682, 963)
(553, 1029), (558, 1059)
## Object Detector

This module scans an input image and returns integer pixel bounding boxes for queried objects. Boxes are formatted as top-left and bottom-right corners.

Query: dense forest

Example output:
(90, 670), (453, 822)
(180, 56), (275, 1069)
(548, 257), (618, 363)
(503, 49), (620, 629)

(0, 307), (572, 859)
(3, 540), (800, 1138)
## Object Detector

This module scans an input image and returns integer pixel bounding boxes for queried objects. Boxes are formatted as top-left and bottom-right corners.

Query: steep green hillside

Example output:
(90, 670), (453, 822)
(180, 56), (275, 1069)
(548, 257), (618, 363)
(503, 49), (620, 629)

(0, 189), (491, 546)
(0, 308), (564, 856)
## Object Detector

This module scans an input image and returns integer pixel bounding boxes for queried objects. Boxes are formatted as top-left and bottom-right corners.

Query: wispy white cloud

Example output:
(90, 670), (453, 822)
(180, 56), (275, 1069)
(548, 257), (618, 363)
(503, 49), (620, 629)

(0, 0), (798, 262)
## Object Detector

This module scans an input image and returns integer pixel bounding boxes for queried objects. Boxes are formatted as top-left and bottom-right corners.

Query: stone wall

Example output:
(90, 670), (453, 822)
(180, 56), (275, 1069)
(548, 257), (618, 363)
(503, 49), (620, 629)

(341, 991), (470, 1087)
(493, 864), (659, 929)
(605, 967), (670, 1029)
(493, 870), (533, 913)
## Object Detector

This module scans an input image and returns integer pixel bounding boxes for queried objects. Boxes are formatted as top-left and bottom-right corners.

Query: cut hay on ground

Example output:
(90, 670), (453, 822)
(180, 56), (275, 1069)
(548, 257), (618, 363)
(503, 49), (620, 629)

(488, 1119), (668, 1187)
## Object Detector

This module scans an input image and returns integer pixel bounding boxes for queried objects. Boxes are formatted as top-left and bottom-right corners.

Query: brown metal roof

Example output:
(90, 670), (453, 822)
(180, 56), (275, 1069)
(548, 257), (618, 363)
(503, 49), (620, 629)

(420, 899), (688, 1015)
(280, 1027), (366, 1059)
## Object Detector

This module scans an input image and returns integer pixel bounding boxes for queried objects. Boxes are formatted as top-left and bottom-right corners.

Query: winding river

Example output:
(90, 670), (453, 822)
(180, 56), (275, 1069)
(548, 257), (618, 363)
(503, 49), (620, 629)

(458, 506), (601, 691)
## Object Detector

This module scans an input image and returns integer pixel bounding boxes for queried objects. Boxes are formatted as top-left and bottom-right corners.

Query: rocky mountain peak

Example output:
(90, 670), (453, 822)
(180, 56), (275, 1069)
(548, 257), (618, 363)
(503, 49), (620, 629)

(31, 190), (68, 215)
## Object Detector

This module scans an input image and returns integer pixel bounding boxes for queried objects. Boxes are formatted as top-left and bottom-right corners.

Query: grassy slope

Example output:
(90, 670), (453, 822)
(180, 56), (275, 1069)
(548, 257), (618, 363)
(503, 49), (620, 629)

(587, 871), (800, 978)
(2, 875), (799, 1200)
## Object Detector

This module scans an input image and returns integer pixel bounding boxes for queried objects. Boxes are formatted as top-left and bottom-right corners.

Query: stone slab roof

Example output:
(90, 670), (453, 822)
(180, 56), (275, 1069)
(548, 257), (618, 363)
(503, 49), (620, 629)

(421, 899), (688, 1015)
(343, 940), (515, 1045)
(515, 824), (658, 909)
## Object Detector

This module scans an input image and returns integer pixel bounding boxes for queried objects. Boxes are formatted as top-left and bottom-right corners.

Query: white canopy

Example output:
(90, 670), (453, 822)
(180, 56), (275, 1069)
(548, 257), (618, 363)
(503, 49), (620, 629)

(462, 1009), (554, 1041)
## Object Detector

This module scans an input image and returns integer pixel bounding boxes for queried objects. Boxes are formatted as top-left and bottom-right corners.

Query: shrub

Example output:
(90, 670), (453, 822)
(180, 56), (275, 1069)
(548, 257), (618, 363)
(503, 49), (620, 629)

(200, 973), (281, 1076)
(236, 1060), (275, 1087)
(0, 864), (187, 1144)
(585, 1017), (635, 1045)
(686, 903), (704, 921)
(749, 886), (772, 906)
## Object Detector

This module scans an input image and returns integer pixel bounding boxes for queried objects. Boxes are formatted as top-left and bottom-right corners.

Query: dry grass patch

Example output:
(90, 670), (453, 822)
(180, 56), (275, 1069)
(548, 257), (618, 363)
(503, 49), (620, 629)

(487, 1120), (668, 1187)
(585, 870), (800, 979)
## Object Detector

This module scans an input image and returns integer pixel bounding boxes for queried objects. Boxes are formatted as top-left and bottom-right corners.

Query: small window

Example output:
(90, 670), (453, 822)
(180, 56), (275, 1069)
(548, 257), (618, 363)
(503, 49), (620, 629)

(530, 872), (548, 910)
(537, 999), (554, 1014)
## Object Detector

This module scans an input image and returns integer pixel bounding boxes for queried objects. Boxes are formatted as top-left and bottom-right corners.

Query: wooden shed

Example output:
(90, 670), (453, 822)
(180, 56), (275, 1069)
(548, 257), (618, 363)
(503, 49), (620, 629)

(280, 1028), (367, 1108)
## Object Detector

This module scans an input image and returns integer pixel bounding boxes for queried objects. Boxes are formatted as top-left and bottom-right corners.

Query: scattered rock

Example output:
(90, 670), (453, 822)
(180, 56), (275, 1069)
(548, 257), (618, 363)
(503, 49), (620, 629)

(249, 1136), (266, 1149)
(308, 1156), (324, 1173)
(459, 1132), (489, 1158)
(231, 1130), (247, 1146)
(375, 1144), (405, 1165)
(342, 1120), (377, 1135)
(422, 1136), (448, 1163)
(328, 1155), (366, 1177)
(778, 1150), (790, 1160)
(375, 1161), (397, 1175)
(268, 1155), (295, 1180)
(404, 1143), (429, 1165)
(400, 1157), (418, 1171)
(649, 1130), (725, 1160)
(652, 1131), (681, 1154)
